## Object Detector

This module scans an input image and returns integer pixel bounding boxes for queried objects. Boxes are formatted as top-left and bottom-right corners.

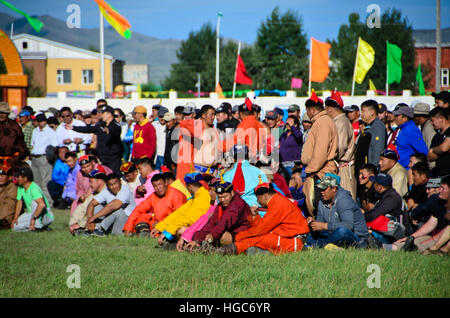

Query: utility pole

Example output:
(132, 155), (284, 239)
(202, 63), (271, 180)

(215, 12), (223, 89)
(436, 0), (441, 92)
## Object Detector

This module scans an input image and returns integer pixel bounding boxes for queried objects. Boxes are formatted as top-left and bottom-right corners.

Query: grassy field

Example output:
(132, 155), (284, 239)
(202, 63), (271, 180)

(1, 208), (449, 298)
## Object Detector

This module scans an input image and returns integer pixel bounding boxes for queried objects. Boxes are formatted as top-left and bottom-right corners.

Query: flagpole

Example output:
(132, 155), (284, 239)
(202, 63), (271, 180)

(386, 41), (389, 96)
(351, 37), (360, 96)
(99, 9), (105, 98)
(232, 41), (241, 100)
(197, 73), (201, 98)
(215, 12), (222, 89)
(308, 38), (312, 95)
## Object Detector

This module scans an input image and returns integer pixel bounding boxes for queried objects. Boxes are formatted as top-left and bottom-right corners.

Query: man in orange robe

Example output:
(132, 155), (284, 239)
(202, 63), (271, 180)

(216, 182), (310, 255)
(123, 173), (186, 236)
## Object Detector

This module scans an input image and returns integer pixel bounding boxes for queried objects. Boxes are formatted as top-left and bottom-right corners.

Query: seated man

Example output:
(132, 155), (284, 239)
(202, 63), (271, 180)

(135, 157), (160, 205)
(188, 181), (251, 249)
(0, 164), (18, 229)
(12, 167), (54, 232)
(71, 154), (112, 214)
(120, 161), (141, 194)
(306, 173), (369, 248)
(392, 175), (450, 252)
(123, 173), (187, 236)
(150, 172), (211, 246)
(61, 151), (80, 208)
(217, 181), (310, 255)
(363, 173), (407, 246)
(48, 146), (70, 209)
(404, 162), (430, 213)
(409, 178), (442, 229)
(357, 163), (378, 211)
(379, 148), (408, 198)
(85, 173), (136, 237)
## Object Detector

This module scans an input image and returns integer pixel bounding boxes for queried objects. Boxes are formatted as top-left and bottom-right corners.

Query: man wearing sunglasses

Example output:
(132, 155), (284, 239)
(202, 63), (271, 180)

(56, 107), (90, 153)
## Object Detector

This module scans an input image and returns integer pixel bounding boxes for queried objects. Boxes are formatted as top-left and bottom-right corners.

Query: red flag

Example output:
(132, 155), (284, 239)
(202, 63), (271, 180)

(244, 97), (253, 110)
(232, 162), (246, 196)
(235, 55), (253, 85)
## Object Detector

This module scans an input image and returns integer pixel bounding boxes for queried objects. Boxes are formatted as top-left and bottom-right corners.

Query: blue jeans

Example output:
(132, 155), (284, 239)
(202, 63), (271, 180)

(306, 226), (366, 248)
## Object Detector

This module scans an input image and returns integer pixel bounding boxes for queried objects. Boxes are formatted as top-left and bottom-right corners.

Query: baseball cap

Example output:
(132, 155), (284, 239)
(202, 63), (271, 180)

(89, 165), (107, 179)
(183, 106), (195, 114)
(432, 91), (450, 103)
(426, 178), (441, 188)
(369, 173), (392, 187)
(162, 112), (175, 121)
(378, 103), (387, 113)
(152, 104), (162, 110)
(216, 105), (230, 115)
(393, 105), (414, 118)
(317, 173), (341, 190)
(98, 105), (114, 114)
(380, 148), (399, 161)
(288, 104), (300, 112)
(78, 155), (95, 166)
(413, 103), (430, 116)
(232, 105), (240, 113)
(133, 105), (147, 114)
(157, 106), (169, 118)
(219, 102), (232, 113)
(35, 113), (47, 122)
(19, 110), (31, 117)
(343, 105), (359, 112)
(274, 107), (284, 117)
(265, 111), (278, 120)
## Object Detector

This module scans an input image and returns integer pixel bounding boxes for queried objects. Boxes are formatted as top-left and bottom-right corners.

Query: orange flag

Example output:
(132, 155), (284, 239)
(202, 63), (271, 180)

(215, 83), (225, 98)
(310, 38), (331, 83)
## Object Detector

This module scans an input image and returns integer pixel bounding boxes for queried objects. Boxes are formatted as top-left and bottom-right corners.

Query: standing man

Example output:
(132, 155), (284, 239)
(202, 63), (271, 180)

(389, 105), (428, 170)
(131, 105), (157, 161)
(56, 107), (90, 153)
(343, 105), (361, 140)
(18, 109), (35, 151)
(325, 91), (356, 198)
(0, 102), (27, 163)
(67, 105), (123, 174)
(354, 100), (386, 176)
(152, 106), (168, 171)
(413, 103), (436, 149)
(30, 113), (58, 207)
(428, 107), (450, 178)
(12, 167), (54, 232)
(301, 91), (338, 216)
(163, 112), (180, 173)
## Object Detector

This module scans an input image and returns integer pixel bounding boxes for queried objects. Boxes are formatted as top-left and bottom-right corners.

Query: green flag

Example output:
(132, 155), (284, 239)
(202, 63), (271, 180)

(416, 63), (425, 96)
(0, 0), (44, 33)
(386, 41), (402, 84)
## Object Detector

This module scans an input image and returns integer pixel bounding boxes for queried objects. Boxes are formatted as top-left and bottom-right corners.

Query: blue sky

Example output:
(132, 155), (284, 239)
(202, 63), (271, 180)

(1, 0), (449, 44)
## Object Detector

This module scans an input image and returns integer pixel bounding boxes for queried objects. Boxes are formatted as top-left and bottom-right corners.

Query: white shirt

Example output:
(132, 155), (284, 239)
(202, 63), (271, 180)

(94, 185), (136, 217)
(30, 125), (58, 155)
(55, 119), (90, 152)
(152, 120), (166, 157)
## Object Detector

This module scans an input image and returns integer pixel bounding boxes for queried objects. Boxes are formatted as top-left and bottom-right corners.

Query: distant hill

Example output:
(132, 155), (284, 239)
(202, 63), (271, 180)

(0, 12), (182, 85)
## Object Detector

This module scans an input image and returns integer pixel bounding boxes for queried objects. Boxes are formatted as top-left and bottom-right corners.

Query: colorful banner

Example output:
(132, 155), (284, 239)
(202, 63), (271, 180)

(354, 37), (375, 84)
(310, 38), (331, 83)
(416, 63), (425, 96)
(0, 0), (43, 32)
(95, 0), (132, 39)
(291, 77), (303, 89)
(387, 41), (402, 84)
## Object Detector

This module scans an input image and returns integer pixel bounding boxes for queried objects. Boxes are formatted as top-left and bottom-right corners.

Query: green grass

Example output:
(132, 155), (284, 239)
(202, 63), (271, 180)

(1, 209), (449, 298)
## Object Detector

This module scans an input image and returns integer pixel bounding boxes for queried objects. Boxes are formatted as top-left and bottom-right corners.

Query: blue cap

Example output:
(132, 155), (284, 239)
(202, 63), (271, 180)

(19, 110), (31, 117)
(274, 107), (284, 117)
(369, 173), (392, 187)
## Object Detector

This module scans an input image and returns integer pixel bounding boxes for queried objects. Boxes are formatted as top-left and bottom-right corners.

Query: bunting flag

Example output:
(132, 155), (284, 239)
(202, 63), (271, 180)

(310, 38), (331, 82)
(215, 83), (225, 98)
(354, 37), (375, 84)
(0, 0), (43, 32)
(416, 62), (425, 96)
(386, 41), (402, 84)
(291, 77), (303, 89)
(235, 55), (253, 85)
(95, 0), (132, 39)
(369, 79), (377, 91)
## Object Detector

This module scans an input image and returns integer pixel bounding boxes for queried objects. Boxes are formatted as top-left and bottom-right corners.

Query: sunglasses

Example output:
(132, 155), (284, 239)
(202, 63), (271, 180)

(61, 114), (72, 118)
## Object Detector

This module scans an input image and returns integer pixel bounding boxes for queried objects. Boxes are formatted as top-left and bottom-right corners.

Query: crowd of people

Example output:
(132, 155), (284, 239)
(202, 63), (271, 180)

(0, 89), (449, 256)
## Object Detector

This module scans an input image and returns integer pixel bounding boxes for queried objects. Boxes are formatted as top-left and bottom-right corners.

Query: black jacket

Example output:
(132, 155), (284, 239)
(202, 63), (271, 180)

(73, 120), (123, 161)
(364, 187), (403, 223)
(164, 123), (179, 169)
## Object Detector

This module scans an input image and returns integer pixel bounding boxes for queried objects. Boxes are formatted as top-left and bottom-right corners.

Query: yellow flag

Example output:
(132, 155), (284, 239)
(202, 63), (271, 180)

(369, 79), (377, 91)
(354, 37), (375, 84)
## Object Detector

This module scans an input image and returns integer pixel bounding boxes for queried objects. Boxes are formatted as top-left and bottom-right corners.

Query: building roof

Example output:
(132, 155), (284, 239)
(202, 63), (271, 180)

(413, 28), (450, 47)
(12, 33), (114, 60)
